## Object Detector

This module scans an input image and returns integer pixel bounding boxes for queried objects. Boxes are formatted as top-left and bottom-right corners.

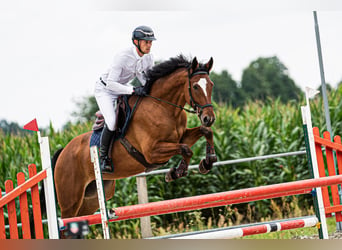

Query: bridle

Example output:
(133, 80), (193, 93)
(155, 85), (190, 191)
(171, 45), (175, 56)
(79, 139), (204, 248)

(187, 69), (213, 115)
(144, 68), (213, 115)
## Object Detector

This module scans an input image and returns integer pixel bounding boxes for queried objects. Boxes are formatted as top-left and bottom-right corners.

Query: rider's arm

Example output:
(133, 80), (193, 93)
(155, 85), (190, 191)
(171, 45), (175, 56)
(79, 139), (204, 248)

(105, 64), (134, 95)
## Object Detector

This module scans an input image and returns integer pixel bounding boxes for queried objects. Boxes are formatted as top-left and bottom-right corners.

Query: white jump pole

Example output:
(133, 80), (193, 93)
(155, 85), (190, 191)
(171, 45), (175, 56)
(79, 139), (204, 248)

(90, 146), (110, 239)
(301, 86), (329, 239)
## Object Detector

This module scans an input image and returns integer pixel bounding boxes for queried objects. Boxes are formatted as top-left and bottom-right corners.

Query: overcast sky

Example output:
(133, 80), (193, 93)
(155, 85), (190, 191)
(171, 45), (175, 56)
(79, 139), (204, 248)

(1, 1), (342, 130)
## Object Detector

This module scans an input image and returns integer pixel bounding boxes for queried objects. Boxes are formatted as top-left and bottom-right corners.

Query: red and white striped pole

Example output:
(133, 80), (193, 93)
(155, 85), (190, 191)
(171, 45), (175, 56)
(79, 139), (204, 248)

(60, 174), (342, 227)
(168, 216), (319, 239)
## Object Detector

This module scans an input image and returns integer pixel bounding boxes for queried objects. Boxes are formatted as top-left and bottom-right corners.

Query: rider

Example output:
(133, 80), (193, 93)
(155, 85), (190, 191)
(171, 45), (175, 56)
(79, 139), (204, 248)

(94, 25), (156, 172)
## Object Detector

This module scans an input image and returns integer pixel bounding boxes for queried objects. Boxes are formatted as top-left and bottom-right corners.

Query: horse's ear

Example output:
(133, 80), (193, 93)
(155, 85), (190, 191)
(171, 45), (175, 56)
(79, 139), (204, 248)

(206, 57), (213, 72)
(191, 57), (199, 73)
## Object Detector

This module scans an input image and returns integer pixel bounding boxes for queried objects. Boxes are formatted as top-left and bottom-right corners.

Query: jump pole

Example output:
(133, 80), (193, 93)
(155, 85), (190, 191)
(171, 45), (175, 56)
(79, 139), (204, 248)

(60, 174), (342, 227)
(301, 87), (329, 239)
(162, 216), (319, 239)
(90, 146), (110, 239)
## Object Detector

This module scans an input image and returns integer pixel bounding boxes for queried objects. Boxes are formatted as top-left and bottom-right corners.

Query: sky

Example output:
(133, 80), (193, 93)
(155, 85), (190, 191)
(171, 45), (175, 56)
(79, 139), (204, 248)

(1, 1), (342, 130)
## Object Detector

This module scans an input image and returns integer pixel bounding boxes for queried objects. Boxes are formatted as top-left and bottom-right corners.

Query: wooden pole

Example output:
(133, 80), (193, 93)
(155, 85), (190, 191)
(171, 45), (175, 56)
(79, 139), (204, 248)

(136, 176), (153, 238)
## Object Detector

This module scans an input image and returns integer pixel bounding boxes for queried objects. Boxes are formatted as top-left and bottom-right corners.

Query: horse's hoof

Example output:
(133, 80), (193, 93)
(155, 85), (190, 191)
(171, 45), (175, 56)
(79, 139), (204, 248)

(199, 159), (212, 174)
(165, 165), (188, 182)
(208, 154), (218, 163)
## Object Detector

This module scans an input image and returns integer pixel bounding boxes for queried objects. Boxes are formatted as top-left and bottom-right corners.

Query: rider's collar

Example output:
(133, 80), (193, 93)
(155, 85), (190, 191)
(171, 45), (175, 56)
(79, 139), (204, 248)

(132, 46), (144, 59)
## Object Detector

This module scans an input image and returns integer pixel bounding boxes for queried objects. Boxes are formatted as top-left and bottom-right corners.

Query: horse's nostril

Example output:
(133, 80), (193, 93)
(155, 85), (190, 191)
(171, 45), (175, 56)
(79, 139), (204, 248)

(202, 115), (215, 127)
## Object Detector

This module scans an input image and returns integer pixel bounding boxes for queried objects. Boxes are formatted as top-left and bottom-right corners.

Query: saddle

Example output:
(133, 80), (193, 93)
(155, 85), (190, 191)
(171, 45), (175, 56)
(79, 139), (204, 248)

(89, 95), (131, 150)
(90, 95), (167, 172)
(91, 95), (132, 140)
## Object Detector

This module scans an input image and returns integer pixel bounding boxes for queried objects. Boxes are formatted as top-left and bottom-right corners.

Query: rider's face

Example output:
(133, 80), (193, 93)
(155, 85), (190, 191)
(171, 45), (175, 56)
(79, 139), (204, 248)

(135, 40), (153, 56)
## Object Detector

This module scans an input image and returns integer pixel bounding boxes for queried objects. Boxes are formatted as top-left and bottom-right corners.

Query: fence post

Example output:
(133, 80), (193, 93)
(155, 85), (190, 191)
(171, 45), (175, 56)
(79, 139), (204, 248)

(301, 87), (329, 239)
(313, 10), (342, 232)
(39, 133), (60, 239)
(136, 176), (153, 238)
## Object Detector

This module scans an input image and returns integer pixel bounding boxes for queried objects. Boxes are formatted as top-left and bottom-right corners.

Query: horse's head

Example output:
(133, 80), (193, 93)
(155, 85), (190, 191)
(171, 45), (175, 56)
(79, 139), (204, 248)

(185, 57), (215, 127)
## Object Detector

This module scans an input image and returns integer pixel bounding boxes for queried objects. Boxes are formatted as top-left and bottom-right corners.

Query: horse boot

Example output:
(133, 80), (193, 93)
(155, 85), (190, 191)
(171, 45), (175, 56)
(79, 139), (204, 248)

(99, 125), (115, 172)
(165, 159), (189, 182)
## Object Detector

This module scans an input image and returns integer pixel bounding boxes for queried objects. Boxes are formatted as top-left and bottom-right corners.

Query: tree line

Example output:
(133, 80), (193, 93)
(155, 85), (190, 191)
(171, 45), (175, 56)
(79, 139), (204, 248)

(211, 56), (302, 107)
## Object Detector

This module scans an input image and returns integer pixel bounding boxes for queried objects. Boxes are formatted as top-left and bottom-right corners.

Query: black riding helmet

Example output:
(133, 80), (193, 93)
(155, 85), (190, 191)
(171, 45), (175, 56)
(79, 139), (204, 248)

(132, 26), (156, 54)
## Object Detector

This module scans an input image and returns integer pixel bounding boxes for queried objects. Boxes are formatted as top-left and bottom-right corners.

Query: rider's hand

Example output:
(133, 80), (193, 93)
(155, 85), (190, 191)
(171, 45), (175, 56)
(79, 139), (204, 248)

(133, 86), (146, 96)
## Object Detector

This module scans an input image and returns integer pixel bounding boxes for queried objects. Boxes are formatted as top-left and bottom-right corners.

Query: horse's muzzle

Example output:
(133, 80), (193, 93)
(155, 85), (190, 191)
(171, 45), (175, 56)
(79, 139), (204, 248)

(200, 113), (215, 127)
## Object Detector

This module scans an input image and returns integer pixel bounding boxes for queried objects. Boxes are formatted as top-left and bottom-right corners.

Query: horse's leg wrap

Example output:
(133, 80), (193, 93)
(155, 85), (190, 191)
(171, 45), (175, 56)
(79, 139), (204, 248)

(199, 142), (217, 174)
(165, 159), (189, 182)
(206, 142), (217, 163)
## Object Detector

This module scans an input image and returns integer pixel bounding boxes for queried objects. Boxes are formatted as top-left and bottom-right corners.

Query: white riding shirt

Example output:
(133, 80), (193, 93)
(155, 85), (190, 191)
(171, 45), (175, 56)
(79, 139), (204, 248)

(96, 46), (154, 95)
(94, 46), (154, 130)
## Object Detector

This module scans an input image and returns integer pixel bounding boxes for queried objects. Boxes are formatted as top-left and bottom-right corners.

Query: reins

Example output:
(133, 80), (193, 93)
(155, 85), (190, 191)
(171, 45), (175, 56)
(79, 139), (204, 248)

(145, 94), (197, 114)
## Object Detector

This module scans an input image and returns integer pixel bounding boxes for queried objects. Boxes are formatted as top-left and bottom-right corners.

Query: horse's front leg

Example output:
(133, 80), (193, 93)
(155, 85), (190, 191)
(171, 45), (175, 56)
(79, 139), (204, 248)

(164, 144), (193, 182)
(148, 142), (192, 182)
(180, 125), (217, 175)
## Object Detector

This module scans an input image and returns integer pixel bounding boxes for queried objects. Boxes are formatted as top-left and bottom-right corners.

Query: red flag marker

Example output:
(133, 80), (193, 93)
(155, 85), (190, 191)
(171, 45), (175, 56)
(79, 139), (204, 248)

(23, 118), (39, 131)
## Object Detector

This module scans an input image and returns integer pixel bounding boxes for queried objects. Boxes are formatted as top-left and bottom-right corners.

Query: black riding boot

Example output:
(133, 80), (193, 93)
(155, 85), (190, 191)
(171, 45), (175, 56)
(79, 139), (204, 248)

(99, 125), (115, 172)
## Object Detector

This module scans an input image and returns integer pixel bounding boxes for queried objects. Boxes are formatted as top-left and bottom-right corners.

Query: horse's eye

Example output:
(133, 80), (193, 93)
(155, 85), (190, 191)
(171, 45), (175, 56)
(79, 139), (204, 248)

(193, 85), (198, 90)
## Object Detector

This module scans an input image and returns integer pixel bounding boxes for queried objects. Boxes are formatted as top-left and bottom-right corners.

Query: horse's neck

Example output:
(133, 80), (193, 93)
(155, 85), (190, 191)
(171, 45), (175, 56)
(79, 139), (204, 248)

(149, 72), (187, 107)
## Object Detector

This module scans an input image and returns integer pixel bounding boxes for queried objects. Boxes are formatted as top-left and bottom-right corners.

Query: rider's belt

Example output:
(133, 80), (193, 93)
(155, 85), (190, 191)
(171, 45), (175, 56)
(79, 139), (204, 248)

(100, 77), (107, 86)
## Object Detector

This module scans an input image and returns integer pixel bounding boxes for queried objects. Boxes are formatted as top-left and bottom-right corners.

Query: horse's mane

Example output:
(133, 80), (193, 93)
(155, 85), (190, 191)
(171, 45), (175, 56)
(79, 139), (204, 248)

(143, 54), (191, 93)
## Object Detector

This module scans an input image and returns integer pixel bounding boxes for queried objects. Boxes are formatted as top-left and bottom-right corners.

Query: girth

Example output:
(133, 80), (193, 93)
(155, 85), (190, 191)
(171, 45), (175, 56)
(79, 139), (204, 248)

(120, 137), (168, 173)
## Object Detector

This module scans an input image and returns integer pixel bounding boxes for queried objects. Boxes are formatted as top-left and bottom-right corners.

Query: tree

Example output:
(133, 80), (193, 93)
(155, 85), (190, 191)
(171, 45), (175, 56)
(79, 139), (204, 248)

(240, 56), (302, 102)
(211, 70), (245, 107)
(0, 119), (25, 135)
(71, 96), (99, 123)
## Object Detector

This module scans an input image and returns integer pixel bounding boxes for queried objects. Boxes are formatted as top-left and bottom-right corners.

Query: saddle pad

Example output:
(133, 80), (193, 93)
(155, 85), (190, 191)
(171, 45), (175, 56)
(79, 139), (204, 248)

(89, 128), (102, 148)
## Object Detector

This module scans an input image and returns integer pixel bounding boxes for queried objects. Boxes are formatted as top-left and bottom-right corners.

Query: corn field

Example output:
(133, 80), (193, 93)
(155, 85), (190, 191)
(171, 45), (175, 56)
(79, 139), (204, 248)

(1, 85), (341, 238)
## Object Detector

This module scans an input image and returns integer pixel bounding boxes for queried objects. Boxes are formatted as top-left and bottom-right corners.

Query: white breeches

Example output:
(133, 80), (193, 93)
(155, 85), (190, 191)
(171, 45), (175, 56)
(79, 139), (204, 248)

(94, 88), (118, 131)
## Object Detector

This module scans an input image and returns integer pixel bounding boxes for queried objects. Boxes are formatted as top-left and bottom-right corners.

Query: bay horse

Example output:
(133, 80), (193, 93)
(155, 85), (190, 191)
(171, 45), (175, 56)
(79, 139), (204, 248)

(53, 55), (217, 219)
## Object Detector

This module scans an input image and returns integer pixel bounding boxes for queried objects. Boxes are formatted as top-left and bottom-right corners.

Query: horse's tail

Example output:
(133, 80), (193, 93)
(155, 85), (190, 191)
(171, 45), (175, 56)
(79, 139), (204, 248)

(30, 148), (63, 238)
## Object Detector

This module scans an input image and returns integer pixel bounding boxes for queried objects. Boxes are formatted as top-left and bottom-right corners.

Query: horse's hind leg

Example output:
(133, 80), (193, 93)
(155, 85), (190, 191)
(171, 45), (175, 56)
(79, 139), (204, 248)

(58, 188), (85, 219)
(77, 180), (116, 216)
(55, 172), (87, 218)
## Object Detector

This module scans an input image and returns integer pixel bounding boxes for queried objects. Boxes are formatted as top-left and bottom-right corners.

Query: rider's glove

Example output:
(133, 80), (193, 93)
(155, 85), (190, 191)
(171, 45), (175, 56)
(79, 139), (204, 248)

(133, 86), (146, 96)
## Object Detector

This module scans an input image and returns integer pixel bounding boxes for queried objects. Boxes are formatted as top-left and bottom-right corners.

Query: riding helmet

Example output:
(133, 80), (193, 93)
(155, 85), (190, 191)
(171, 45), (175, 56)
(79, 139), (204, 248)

(132, 26), (156, 41)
